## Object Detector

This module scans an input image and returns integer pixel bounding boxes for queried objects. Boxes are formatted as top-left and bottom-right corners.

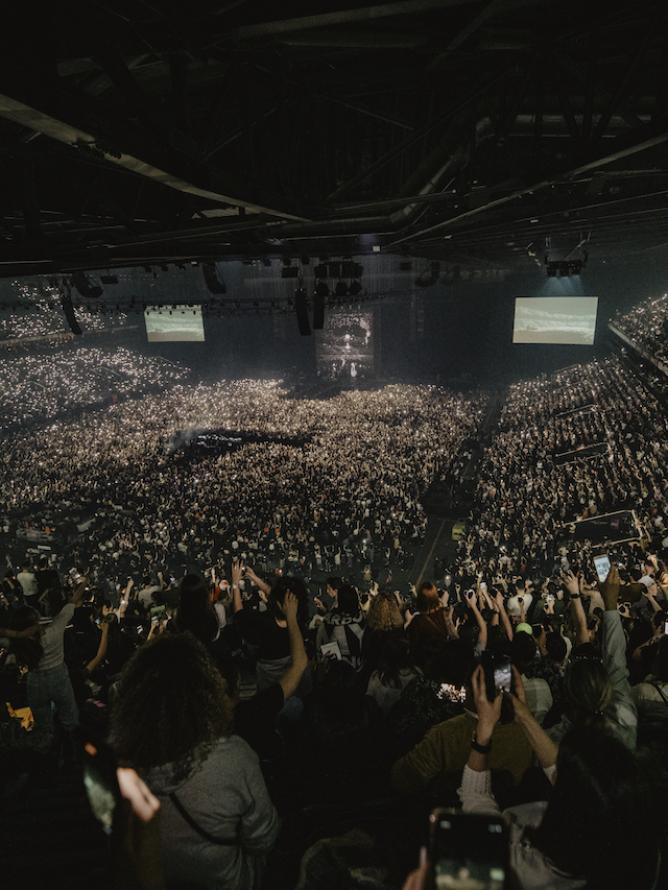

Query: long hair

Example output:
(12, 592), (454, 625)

(176, 574), (218, 645)
(375, 633), (411, 688)
(367, 592), (403, 632)
(110, 633), (233, 782)
(562, 658), (611, 728)
(416, 584), (440, 613)
(269, 576), (309, 626)
(532, 727), (664, 890)
(335, 584), (361, 618)
(9, 606), (43, 670)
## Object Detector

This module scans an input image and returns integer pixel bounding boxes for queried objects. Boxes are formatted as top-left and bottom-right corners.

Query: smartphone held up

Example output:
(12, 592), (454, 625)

(593, 554), (611, 584)
(430, 808), (508, 889)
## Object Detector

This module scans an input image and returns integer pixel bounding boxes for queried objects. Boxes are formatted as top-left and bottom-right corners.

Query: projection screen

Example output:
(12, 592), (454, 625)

(144, 305), (204, 342)
(513, 297), (598, 345)
(316, 311), (375, 380)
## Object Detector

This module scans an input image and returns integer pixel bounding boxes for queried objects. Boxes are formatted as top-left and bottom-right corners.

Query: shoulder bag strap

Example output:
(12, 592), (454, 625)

(170, 792), (239, 846)
(651, 682), (668, 704)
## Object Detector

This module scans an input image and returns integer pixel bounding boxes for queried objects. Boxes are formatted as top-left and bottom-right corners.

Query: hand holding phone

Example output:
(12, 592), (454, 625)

(593, 554), (611, 584)
(429, 808), (508, 890)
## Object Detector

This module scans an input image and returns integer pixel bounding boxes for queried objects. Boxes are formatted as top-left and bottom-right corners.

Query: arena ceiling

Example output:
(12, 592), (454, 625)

(1, 0), (668, 278)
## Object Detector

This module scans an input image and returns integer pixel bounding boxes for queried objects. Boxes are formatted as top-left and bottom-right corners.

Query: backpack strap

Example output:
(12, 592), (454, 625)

(170, 792), (239, 847)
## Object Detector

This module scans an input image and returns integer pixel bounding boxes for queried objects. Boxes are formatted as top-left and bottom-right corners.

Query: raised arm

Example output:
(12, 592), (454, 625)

(509, 668), (558, 776)
(599, 566), (637, 748)
(71, 578), (89, 608)
(465, 589), (487, 651)
(245, 566), (271, 598)
(85, 619), (110, 673)
(494, 590), (513, 641)
(563, 571), (589, 646)
(643, 581), (663, 614)
(443, 605), (460, 640)
(278, 591), (308, 700)
(459, 666), (502, 815)
(231, 558), (244, 614)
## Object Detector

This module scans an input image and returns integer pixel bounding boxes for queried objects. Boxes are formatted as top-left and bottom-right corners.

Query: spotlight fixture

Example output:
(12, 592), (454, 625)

(334, 281), (348, 297)
(545, 259), (584, 277)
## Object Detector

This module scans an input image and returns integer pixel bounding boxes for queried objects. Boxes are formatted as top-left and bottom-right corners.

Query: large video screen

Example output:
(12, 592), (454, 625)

(317, 311), (374, 380)
(144, 305), (204, 342)
(513, 297), (598, 345)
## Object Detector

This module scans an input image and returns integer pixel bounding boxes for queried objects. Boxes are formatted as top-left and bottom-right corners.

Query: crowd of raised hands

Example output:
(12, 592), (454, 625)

(2, 523), (667, 890)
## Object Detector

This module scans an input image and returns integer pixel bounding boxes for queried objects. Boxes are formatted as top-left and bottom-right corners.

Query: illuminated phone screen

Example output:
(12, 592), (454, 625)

(432, 812), (507, 890)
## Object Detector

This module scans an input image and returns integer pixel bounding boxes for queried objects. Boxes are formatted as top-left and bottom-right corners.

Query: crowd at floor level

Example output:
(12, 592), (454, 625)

(1, 339), (668, 889)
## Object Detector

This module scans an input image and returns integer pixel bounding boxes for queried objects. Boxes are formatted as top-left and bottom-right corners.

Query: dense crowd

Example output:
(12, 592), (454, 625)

(612, 292), (668, 365)
(1, 342), (667, 890)
(0, 343), (189, 427)
(464, 357), (668, 580)
(0, 279), (129, 341)
(1, 377), (484, 586)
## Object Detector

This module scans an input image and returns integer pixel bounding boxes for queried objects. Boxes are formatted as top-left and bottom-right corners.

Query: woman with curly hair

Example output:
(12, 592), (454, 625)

(110, 633), (279, 890)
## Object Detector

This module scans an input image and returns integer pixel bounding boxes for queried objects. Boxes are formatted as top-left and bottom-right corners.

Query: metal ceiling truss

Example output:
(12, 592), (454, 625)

(0, 1), (667, 276)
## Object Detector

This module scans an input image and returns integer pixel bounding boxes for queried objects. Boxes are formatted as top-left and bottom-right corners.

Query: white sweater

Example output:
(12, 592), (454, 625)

(459, 766), (586, 890)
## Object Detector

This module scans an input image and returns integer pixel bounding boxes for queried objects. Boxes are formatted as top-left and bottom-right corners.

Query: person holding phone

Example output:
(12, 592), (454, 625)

(447, 666), (665, 890)
(391, 661), (533, 796)
(552, 567), (637, 749)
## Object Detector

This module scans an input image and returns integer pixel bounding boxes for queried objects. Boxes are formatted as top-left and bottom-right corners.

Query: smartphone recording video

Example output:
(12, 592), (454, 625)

(82, 740), (121, 835)
(430, 808), (508, 889)
(593, 554), (611, 584)
(480, 651), (513, 701)
(493, 659), (512, 695)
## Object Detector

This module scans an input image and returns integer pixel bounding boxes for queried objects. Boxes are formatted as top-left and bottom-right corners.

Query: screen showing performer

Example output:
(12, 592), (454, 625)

(317, 311), (374, 380)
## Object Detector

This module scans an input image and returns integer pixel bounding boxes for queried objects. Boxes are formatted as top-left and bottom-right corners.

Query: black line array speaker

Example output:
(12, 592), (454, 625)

(202, 262), (227, 294)
(61, 291), (83, 335)
(72, 272), (103, 300)
(295, 288), (311, 336)
(312, 291), (325, 330)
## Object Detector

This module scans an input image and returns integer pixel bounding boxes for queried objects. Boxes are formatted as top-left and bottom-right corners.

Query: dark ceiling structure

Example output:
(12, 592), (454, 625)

(1, 0), (668, 278)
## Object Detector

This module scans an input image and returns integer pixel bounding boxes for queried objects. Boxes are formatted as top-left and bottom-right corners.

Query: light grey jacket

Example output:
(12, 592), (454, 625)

(146, 734), (280, 890)
(548, 610), (638, 749)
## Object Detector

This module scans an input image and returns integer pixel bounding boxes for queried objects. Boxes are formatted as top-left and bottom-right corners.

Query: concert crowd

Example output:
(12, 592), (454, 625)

(0, 333), (667, 890)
